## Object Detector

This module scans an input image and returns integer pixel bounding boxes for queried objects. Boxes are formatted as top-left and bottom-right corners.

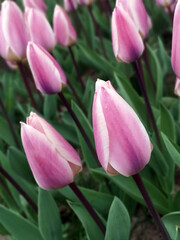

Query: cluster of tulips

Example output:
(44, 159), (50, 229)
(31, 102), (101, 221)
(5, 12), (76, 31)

(0, 0), (180, 239)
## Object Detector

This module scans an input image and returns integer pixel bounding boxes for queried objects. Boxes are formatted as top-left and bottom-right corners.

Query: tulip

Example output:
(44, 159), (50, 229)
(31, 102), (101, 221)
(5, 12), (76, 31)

(174, 78), (180, 97)
(53, 5), (77, 47)
(22, 0), (47, 13)
(171, 0), (180, 78)
(21, 112), (82, 189)
(93, 80), (152, 176)
(156, 0), (175, 7)
(111, 4), (144, 62)
(27, 42), (67, 94)
(77, 0), (94, 5)
(64, 0), (77, 11)
(116, 0), (152, 39)
(25, 8), (55, 52)
(1, 1), (29, 62)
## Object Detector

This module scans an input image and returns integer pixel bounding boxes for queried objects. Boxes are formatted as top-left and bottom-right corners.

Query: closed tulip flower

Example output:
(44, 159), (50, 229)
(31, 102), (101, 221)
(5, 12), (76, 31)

(156, 0), (175, 7)
(93, 80), (152, 176)
(116, 0), (152, 39)
(112, 4), (144, 62)
(171, 0), (180, 78)
(64, 0), (77, 12)
(53, 5), (77, 47)
(21, 112), (82, 189)
(1, 1), (29, 62)
(27, 42), (67, 94)
(174, 78), (180, 97)
(25, 8), (55, 52)
(23, 0), (47, 13)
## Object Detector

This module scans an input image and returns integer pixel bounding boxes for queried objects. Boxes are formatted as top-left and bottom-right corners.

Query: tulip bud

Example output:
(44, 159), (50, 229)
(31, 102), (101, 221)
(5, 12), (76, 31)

(171, 0), (180, 78)
(1, 1), (29, 62)
(25, 8), (55, 52)
(23, 0), (47, 13)
(21, 112), (82, 189)
(174, 78), (180, 97)
(77, 0), (94, 6)
(27, 42), (67, 94)
(53, 5), (77, 47)
(156, 0), (175, 7)
(64, 0), (77, 12)
(93, 80), (152, 176)
(111, 5), (144, 63)
(116, 0), (152, 39)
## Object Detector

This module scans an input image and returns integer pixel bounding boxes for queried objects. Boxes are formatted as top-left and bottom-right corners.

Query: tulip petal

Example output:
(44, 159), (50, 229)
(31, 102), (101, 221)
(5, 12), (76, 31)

(21, 123), (74, 189)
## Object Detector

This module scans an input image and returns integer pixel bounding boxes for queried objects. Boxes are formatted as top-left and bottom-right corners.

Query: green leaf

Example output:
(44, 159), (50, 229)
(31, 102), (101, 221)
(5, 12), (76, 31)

(7, 146), (34, 184)
(0, 116), (16, 146)
(173, 191), (180, 211)
(38, 188), (62, 240)
(161, 133), (180, 167)
(71, 100), (98, 168)
(105, 197), (130, 240)
(43, 95), (57, 120)
(92, 168), (169, 214)
(160, 104), (176, 141)
(0, 205), (43, 240)
(68, 201), (104, 240)
(162, 212), (180, 240)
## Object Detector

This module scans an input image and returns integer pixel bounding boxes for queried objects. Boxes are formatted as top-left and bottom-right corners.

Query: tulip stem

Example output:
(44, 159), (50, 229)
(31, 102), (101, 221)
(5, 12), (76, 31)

(132, 60), (162, 149)
(18, 62), (38, 111)
(58, 92), (99, 165)
(0, 165), (38, 213)
(69, 182), (106, 236)
(143, 44), (156, 93)
(133, 173), (171, 240)
(0, 97), (20, 148)
(106, 0), (112, 13)
(167, 6), (173, 24)
(88, 5), (108, 59)
(68, 46), (85, 90)
(97, 0), (110, 22)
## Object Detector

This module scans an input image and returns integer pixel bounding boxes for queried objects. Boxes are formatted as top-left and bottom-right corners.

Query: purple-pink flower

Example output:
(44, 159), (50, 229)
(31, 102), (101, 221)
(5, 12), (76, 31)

(21, 112), (82, 189)
(23, 0), (47, 13)
(93, 80), (152, 176)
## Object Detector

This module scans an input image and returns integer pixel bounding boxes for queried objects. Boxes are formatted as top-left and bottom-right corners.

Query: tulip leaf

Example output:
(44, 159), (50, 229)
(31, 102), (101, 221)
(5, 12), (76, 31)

(160, 104), (176, 141)
(161, 132), (180, 167)
(38, 188), (62, 240)
(0, 205), (43, 240)
(71, 100), (99, 168)
(105, 197), (130, 240)
(68, 201), (104, 240)
(43, 95), (57, 120)
(173, 191), (180, 211)
(92, 168), (169, 214)
(7, 146), (35, 184)
(58, 186), (113, 217)
(162, 212), (180, 240)
(0, 116), (16, 146)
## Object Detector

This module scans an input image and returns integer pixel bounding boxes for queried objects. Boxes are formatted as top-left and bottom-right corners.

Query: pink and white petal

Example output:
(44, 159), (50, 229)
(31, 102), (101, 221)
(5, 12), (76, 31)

(21, 123), (74, 189)
(92, 92), (109, 171)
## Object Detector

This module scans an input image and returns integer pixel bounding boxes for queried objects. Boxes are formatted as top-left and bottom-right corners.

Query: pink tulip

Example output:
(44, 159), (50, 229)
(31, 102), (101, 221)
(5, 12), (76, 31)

(25, 8), (55, 52)
(93, 80), (152, 176)
(64, 0), (77, 11)
(171, 0), (180, 78)
(27, 42), (67, 94)
(53, 5), (77, 47)
(21, 112), (82, 189)
(156, 0), (175, 7)
(23, 0), (47, 13)
(116, 0), (152, 39)
(77, 0), (94, 5)
(111, 5), (144, 62)
(174, 78), (180, 97)
(1, 1), (29, 62)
